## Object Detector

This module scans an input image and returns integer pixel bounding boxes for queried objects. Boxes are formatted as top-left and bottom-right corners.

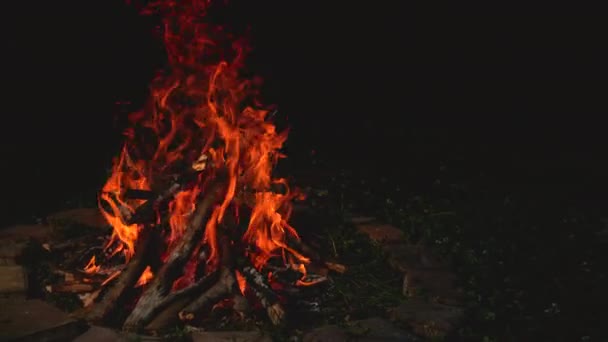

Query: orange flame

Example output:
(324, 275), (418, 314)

(92, 0), (310, 287)
(84, 256), (101, 274)
(135, 266), (154, 287)
(235, 270), (247, 295)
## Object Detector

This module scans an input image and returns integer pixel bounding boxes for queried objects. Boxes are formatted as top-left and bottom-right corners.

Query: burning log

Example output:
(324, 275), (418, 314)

(178, 232), (236, 322)
(238, 259), (285, 325)
(86, 226), (158, 323)
(122, 179), (227, 330)
(125, 172), (198, 225)
(286, 236), (347, 275)
(144, 270), (219, 332)
(178, 266), (235, 322)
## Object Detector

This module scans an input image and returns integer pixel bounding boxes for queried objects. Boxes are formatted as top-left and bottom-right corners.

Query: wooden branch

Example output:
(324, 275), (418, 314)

(239, 264), (278, 308)
(50, 283), (94, 293)
(178, 266), (235, 322)
(123, 189), (157, 200)
(144, 271), (219, 332)
(86, 226), (156, 323)
(125, 166), (207, 225)
(238, 259), (284, 325)
(126, 182), (182, 225)
(122, 178), (226, 331)
(178, 234), (236, 322)
(286, 236), (347, 274)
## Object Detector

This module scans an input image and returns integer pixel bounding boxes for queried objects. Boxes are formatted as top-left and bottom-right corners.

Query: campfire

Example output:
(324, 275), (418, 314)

(74, 0), (344, 333)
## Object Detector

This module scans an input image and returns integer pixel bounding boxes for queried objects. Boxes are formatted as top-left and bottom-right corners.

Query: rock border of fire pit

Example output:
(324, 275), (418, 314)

(346, 214), (466, 339)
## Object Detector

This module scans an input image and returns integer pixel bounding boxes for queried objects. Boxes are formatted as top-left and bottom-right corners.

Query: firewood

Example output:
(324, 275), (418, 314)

(144, 271), (219, 332)
(86, 226), (157, 323)
(237, 259), (285, 325)
(286, 236), (347, 274)
(126, 182), (182, 225)
(0, 265), (28, 294)
(126, 167), (205, 225)
(122, 178), (227, 330)
(123, 189), (157, 200)
(178, 266), (235, 322)
(178, 234), (236, 322)
(51, 283), (94, 293)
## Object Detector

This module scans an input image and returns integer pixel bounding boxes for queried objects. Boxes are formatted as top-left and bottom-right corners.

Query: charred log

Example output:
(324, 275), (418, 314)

(178, 266), (235, 322)
(86, 226), (158, 323)
(237, 257), (285, 325)
(122, 178), (226, 331)
(143, 270), (219, 332)
(178, 234), (236, 322)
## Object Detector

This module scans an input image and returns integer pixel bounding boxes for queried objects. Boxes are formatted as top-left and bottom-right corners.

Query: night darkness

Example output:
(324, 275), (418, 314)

(2, 1), (608, 338)
(3, 2), (607, 217)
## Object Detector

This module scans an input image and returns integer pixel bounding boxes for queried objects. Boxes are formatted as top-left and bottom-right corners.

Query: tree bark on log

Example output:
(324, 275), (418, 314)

(122, 178), (226, 331)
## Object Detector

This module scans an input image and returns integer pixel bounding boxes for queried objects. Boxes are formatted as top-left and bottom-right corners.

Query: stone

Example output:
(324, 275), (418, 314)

(0, 265), (28, 295)
(0, 297), (87, 341)
(346, 317), (418, 341)
(72, 326), (163, 342)
(388, 298), (464, 339)
(348, 216), (377, 224)
(0, 224), (54, 242)
(46, 208), (109, 231)
(356, 223), (405, 243)
(0, 241), (29, 265)
(303, 318), (418, 342)
(382, 244), (426, 273)
(383, 243), (448, 273)
(303, 325), (348, 342)
(73, 326), (165, 342)
(73, 326), (121, 342)
(191, 330), (271, 342)
(403, 269), (465, 305)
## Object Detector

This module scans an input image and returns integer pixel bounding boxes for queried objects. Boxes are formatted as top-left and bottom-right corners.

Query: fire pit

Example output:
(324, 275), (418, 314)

(72, 0), (344, 333)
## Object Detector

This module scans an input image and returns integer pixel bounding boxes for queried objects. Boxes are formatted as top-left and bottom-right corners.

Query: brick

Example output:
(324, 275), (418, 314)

(403, 269), (465, 306)
(0, 298), (87, 341)
(0, 265), (28, 295)
(192, 331), (271, 342)
(389, 298), (464, 339)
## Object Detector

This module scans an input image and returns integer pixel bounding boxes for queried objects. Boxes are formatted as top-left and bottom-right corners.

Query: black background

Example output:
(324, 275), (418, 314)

(2, 1), (607, 223)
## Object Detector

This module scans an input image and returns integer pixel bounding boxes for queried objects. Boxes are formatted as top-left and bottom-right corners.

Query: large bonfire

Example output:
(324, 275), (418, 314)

(80, 0), (338, 332)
